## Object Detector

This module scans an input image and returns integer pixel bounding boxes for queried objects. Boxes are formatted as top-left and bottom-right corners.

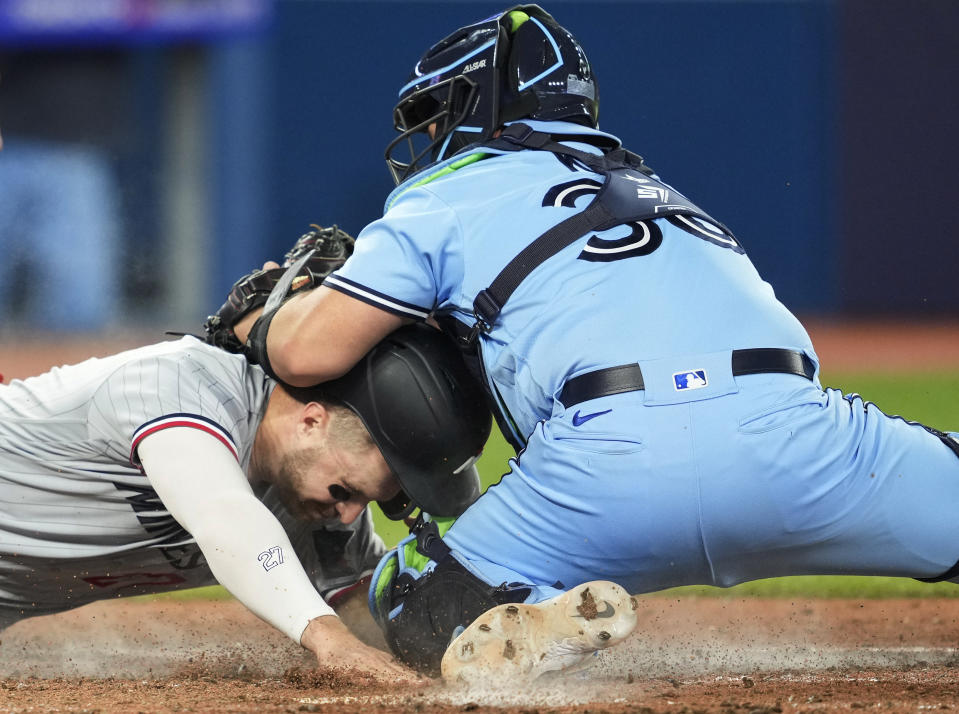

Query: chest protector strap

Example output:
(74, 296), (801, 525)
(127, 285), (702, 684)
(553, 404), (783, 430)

(463, 123), (734, 344)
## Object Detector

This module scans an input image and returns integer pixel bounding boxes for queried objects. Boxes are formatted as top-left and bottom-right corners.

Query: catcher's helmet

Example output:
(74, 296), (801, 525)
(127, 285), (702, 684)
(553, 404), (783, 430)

(304, 324), (492, 520)
(385, 4), (599, 183)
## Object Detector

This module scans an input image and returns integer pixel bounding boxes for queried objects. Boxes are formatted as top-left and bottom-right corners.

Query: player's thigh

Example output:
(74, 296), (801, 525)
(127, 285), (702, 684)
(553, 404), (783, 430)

(445, 410), (711, 594)
(700, 385), (959, 582)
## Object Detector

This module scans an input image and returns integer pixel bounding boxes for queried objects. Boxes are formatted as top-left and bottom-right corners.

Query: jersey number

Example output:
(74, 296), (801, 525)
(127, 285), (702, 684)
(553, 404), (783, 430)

(542, 179), (743, 263)
(258, 545), (285, 571)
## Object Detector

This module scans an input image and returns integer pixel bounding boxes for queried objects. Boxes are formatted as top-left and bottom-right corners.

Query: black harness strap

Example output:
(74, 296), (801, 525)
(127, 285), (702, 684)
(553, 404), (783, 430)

(469, 199), (614, 341)
(412, 515), (452, 564)
(464, 123), (734, 345)
(486, 123), (646, 173)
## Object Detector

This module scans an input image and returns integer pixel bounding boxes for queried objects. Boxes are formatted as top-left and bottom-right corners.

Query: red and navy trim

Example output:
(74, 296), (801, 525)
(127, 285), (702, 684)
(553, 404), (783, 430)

(324, 573), (374, 608)
(130, 413), (238, 467)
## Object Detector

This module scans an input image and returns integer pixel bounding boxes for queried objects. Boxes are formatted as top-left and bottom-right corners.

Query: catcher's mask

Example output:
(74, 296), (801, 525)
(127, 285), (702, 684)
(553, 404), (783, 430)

(292, 324), (492, 520)
(385, 4), (599, 184)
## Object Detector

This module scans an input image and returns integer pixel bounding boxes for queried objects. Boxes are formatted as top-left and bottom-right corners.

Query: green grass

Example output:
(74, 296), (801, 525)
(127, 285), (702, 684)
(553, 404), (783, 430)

(173, 369), (959, 602)
(819, 369), (959, 434)
(659, 575), (959, 599)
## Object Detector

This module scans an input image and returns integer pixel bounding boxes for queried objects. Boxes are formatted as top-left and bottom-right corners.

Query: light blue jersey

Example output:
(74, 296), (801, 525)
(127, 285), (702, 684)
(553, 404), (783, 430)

(342, 121), (959, 599)
(331, 121), (815, 439)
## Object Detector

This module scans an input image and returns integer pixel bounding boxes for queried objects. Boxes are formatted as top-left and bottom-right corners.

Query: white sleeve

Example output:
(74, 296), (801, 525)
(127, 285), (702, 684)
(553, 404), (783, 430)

(136, 426), (334, 643)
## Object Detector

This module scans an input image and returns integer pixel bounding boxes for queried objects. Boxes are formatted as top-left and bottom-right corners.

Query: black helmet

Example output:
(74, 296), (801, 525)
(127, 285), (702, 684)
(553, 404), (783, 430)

(385, 4), (599, 184)
(311, 324), (492, 520)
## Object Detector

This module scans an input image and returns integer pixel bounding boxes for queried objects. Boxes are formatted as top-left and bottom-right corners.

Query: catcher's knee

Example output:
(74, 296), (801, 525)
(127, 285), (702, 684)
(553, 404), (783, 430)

(371, 552), (530, 675)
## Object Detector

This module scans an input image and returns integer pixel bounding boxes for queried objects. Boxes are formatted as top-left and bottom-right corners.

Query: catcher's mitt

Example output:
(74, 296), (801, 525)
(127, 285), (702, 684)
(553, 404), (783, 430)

(204, 224), (355, 352)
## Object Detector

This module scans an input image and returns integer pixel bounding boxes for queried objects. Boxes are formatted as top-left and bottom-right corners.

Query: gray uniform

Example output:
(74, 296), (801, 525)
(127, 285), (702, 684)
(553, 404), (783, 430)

(0, 336), (384, 628)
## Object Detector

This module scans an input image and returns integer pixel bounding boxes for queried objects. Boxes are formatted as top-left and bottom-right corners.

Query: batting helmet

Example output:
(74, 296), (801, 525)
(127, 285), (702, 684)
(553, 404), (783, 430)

(385, 4), (600, 183)
(299, 324), (492, 520)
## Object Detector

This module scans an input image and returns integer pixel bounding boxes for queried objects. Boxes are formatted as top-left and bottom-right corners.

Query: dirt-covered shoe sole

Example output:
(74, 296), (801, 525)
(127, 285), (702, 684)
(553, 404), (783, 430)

(440, 580), (638, 683)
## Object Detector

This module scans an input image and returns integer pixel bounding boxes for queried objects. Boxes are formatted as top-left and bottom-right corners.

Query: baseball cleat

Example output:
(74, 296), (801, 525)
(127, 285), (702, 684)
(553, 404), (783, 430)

(440, 580), (638, 683)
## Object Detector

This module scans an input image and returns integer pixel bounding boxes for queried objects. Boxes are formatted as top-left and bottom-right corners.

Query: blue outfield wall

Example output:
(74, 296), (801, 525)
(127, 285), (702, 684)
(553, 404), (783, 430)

(837, 0), (959, 315)
(208, 0), (957, 316)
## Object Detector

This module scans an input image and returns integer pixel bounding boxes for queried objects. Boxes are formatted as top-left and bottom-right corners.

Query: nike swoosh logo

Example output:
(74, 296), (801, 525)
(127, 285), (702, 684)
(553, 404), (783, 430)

(571, 409), (612, 427)
(593, 601), (616, 618)
(574, 600), (617, 619)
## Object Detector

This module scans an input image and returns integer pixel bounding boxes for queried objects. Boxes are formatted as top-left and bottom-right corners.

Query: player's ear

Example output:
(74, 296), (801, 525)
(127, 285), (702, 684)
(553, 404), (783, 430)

(299, 401), (331, 438)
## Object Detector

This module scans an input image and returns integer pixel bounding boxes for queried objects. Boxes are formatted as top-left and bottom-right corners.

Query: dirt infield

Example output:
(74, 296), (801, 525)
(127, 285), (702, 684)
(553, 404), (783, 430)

(2, 597), (959, 712)
(2, 320), (959, 712)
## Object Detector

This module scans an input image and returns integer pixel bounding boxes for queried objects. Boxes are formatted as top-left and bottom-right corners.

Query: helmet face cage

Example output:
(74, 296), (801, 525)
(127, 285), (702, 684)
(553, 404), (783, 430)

(385, 5), (598, 184)
(385, 16), (502, 185)
(385, 75), (479, 185)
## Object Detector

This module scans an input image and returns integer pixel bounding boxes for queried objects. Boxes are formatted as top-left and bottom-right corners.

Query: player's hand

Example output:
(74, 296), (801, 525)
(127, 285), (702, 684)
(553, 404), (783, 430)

(301, 615), (430, 685)
(203, 224), (354, 353)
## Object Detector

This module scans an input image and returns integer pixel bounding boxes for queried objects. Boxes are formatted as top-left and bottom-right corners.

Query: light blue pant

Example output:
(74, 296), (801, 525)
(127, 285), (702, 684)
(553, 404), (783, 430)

(445, 371), (959, 601)
(0, 138), (119, 330)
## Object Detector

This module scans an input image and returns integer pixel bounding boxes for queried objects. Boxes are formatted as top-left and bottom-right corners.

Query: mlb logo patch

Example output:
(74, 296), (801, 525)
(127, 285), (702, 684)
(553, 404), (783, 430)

(673, 369), (708, 391)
